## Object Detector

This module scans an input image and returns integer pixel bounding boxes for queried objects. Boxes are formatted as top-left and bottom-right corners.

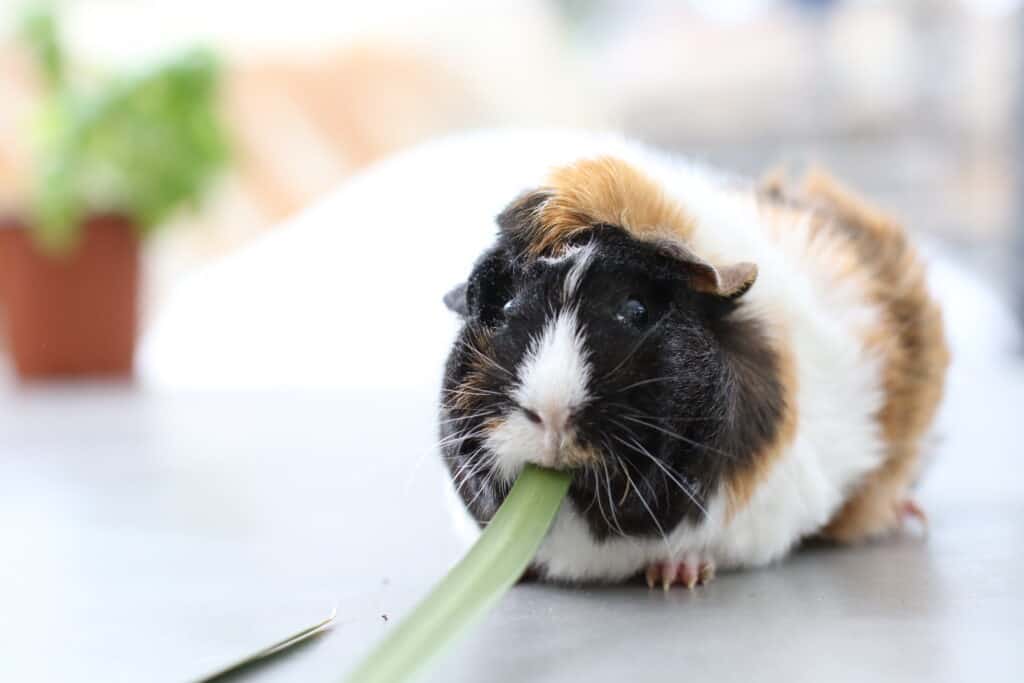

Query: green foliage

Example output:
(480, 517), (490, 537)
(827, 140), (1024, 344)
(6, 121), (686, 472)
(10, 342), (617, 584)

(20, 8), (229, 252)
(19, 6), (64, 89)
(345, 465), (572, 683)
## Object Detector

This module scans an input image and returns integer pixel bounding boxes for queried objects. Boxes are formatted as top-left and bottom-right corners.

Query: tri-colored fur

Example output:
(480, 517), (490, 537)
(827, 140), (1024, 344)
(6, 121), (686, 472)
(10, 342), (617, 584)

(442, 139), (949, 584)
(524, 155), (947, 542)
(528, 157), (696, 254)
(760, 170), (949, 540)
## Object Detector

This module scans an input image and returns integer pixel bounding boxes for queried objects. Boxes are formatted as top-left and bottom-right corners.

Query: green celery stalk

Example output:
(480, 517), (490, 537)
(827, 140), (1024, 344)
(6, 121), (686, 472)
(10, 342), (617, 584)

(345, 464), (571, 683)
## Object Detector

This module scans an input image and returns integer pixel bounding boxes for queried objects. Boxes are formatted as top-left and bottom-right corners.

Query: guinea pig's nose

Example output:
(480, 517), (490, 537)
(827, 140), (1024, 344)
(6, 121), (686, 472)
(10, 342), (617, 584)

(521, 404), (570, 431)
(521, 404), (573, 450)
(521, 407), (544, 425)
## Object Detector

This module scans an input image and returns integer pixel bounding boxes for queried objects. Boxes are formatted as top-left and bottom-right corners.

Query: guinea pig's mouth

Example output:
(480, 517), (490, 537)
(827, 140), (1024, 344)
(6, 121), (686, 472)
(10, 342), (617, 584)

(541, 438), (596, 471)
(483, 405), (601, 479)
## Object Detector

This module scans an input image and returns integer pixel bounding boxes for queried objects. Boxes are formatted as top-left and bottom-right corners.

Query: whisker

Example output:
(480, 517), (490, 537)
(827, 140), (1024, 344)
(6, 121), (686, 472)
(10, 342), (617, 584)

(601, 458), (628, 538)
(442, 386), (506, 399)
(599, 325), (659, 383)
(611, 433), (708, 518)
(617, 414), (735, 460)
(613, 376), (677, 393)
(579, 467), (600, 516)
(592, 466), (612, 535)
(437, 409), (499, 427)
(607, 416), (645, 446)
(436, 426), (491, 451)
(450, 444), (489, 479)
(459, 336), (515, 379)
(449, 450), (482, 488)
(453, 451), (496, 496)
(615, 453), (634, 506)
(464, 456), (501, 510)
(438, 422), (491, 441)
(615, 453), (672, 557)
(604, 400), (723, 425)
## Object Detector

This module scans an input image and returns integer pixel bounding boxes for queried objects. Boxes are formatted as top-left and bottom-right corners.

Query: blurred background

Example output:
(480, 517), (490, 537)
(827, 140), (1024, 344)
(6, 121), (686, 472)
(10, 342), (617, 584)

(3, 4), (1023, 680)
(0, 0), (1022, 380)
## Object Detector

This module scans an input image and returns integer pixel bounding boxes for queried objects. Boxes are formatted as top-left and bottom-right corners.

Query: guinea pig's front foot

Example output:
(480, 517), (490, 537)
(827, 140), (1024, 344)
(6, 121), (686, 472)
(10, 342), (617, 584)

(644, 556), (716, 592)
(897, 498), (928, 532)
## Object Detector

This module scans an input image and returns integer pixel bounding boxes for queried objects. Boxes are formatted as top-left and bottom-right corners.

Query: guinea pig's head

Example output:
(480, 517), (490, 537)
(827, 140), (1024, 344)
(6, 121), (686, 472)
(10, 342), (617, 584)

(441, 191), (786, 540)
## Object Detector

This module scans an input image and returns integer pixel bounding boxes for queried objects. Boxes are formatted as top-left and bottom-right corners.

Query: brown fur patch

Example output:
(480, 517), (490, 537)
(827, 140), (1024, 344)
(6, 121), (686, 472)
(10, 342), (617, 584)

(524, 157), (695, 255)
(447, 329), (501, 413)
(500, 158), (757, 299)
(560, 438), (601, 468)
(760, 169), (950, 541)
(725, 339), (800, 518)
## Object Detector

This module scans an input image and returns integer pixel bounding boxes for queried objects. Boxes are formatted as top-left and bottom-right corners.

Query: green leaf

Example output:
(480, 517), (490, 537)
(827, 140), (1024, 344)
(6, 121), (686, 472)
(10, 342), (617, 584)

(344, 464), (571, 683)
(21, 8), (229, 253)
(20, 4), (65, 91)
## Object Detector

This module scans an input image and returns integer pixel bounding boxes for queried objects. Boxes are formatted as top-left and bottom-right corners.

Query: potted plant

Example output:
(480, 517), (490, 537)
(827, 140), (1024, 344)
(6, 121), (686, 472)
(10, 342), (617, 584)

(0, 9), (228, 379)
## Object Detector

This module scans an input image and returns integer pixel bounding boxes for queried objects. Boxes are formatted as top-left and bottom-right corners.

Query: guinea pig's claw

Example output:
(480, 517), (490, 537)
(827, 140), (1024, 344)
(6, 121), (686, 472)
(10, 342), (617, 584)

(698, 561), (716, 585)
(897, 498), (928, 532)
(645, 559), (716, 591)
(645, 565), (659, 590)
(679, 563), (698, 589)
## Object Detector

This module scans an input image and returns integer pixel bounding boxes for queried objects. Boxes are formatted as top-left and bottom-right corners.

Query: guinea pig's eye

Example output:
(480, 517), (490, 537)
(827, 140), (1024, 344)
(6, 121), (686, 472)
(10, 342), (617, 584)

(615, 296), (649, 329)
(475, 286), (516, 327)
(502, 295), (523, 319)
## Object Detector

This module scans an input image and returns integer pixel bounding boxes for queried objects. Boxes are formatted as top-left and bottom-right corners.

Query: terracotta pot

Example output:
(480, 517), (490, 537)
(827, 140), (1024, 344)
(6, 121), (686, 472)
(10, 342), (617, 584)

(0, 213), (140, 379)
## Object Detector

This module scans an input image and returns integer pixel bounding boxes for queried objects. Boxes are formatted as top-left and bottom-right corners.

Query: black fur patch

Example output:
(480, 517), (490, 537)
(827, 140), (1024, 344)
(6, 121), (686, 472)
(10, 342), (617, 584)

(496, 190), (550, 237)
(440, 223), (786, 543)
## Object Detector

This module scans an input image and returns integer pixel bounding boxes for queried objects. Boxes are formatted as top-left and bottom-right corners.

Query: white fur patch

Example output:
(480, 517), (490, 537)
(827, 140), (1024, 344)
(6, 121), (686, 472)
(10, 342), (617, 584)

(536, 243), (596, 303)
(487, 309), (591, 478)
(514, 310), (590, 421)
(562, 243), (596, 302)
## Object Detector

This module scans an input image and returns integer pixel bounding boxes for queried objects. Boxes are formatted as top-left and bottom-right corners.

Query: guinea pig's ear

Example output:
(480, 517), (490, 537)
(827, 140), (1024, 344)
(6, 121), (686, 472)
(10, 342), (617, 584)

(656, 240), (758, 299)
(691, 260), (759, 299)
(443, 282), (469, 317)
(496, 190), (552, 248)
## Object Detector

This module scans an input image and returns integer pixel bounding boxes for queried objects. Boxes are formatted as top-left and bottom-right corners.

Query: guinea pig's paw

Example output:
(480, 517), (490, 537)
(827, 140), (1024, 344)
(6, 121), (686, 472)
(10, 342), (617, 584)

(896, 498), (928, 533)
(644, 556), (716, 592)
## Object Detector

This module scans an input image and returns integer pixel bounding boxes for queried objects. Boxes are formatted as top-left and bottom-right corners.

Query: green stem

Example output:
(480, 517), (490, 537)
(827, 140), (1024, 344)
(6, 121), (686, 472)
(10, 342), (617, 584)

(344, 464), (571, 683)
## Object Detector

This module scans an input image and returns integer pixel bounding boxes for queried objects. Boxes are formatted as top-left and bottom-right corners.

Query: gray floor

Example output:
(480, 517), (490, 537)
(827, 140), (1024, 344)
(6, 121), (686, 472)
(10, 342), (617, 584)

(1, 356), (1022, 682)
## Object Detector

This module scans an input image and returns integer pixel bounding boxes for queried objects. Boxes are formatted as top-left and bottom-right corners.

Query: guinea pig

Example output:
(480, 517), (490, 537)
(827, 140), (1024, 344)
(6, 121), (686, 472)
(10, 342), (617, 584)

(439, 142), (949, 589)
